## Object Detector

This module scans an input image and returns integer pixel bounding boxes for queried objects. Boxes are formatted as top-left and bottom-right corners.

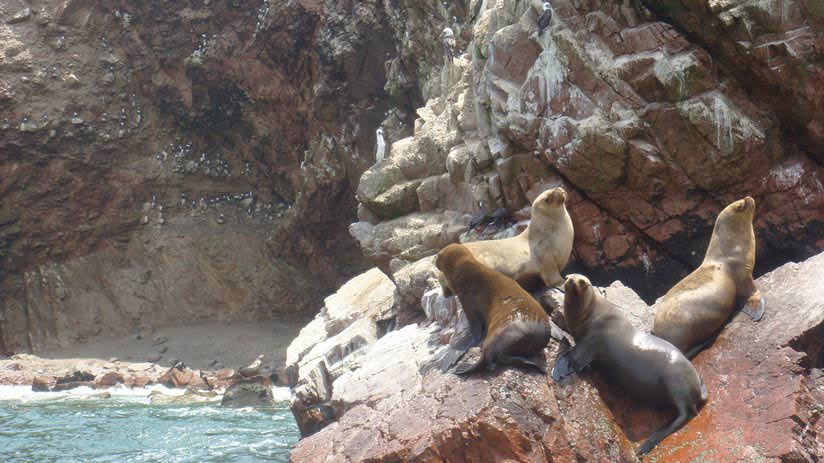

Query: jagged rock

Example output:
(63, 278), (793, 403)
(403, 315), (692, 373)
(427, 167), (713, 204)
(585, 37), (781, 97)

(156, 366), (208, 390)
(350, 0), (824, 303)
(52, 370), (96, 391)
(7, 8), (32, 24)
(220, 379), (275, 408)
(93, 371), (124, 388)
(290, 253), (824, 461)
(286, 268), (396, 389)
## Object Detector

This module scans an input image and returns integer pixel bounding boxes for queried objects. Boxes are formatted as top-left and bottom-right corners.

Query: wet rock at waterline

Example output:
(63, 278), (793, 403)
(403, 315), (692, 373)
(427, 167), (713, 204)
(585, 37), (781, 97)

(220, 379), (275, 408)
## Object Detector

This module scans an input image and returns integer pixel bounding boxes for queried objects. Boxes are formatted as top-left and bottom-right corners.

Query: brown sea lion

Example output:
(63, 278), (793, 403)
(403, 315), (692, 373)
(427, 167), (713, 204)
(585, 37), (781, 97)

(552, 274), (707, 456)
(437, 186), (574, 295)
(435, 243), (552, 375)
(653, 196), (764, 358)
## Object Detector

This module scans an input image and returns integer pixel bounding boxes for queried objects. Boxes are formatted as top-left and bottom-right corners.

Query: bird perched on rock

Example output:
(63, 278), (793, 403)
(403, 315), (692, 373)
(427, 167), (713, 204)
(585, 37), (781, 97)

(239, 354), (264, 377)
(441, 27), (456, 63)
(538, 2), (553, 36)
(375, 127), (385, 163)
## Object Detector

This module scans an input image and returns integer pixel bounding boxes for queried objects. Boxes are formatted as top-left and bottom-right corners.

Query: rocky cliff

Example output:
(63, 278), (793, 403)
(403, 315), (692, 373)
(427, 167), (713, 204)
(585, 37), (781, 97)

(0, 0), (459, 353)
(285, 0), (824, 461)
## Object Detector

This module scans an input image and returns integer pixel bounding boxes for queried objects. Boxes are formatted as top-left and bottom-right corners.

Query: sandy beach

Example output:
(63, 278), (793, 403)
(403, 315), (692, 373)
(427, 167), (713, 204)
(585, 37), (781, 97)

(0, 319), (308, 387)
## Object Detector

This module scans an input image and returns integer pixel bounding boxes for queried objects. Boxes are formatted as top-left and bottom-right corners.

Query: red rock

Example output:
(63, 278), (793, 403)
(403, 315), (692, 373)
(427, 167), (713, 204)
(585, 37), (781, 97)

(290, 253), (824, 462)
(157, 366), (209, 390)
(94, 371), (125, 389)
(31, 376), (53, 392)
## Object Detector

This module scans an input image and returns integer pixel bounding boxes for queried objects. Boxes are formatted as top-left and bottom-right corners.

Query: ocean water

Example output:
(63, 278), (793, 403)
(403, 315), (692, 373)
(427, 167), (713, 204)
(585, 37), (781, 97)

(0, 385), (299, 463)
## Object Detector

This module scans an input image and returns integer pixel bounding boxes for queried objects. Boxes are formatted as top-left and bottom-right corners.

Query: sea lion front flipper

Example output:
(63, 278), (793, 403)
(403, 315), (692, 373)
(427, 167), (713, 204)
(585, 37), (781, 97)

(540, 269), (564, 288)
(436, 271), (453, 298)
(636, 407), (692, 456)
(741, 291), (765, 321)
(425, 323), (484, 373)
(550, 344), (594, 382)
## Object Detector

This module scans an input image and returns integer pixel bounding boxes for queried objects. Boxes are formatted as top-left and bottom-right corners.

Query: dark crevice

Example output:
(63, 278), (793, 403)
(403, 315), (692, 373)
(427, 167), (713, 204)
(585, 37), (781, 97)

(788, 323), (824, 371)
(544, 163), (693, 302)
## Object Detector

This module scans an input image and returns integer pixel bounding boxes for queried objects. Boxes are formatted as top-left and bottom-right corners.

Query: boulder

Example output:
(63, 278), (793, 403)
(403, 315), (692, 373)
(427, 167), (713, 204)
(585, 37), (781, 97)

(220, 379), (275, 408)
(156, 366), (209, 390)
(93, 371), (125, 388)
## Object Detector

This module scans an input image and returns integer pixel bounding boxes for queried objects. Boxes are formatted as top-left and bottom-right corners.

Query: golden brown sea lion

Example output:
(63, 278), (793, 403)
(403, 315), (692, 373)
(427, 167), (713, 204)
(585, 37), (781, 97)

(435, 243), (552, 375)
(653, 196), (764, 358)
(552, 274), (707, 456)
(437, 187), (573, 295)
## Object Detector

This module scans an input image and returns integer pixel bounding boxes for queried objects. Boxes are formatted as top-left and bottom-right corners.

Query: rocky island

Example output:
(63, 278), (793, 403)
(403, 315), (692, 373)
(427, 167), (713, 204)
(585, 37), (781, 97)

(1, 0), (823, 462)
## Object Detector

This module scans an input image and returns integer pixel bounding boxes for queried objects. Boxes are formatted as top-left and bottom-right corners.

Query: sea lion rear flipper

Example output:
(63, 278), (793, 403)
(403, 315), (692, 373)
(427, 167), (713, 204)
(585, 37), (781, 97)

(550, 345), (593, 382)
(636, 407), (692, 456)
(499, 354), (546, 374)
(453, 356), (485, 375)
(741, 292), (765, 321)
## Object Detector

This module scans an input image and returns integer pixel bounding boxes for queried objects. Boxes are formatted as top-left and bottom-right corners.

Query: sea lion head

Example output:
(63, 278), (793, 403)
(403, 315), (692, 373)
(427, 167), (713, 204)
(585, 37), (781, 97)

(531, 187), (568, 218)
(435, 243), (474, 280)
(706, 196), (756, 263)
(563, 274), (595, 340)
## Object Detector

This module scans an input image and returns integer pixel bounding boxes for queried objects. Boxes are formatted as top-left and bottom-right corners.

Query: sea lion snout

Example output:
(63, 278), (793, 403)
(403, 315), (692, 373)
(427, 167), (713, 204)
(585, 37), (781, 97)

(564, 274), (590, 295)
(733, 196), (755, 213)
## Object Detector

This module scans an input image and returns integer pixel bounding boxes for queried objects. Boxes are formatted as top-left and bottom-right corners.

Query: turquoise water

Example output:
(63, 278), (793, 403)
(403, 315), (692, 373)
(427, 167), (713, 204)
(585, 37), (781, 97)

(0, 386), (299, 463)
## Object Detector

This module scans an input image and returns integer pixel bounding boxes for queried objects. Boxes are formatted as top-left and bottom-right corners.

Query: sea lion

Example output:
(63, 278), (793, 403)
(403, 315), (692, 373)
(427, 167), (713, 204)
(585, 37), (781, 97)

(435, 243), (552, 375)
(552, 274), (707, 456)
(653, 196), (764, 358)
(437, 186), (574, 296)
(239, 354), (264, 377)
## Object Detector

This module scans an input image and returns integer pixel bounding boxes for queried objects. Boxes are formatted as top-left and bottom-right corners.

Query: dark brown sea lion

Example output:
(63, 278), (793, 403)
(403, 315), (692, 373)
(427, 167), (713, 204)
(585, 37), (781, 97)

(435, 243), (552, 375)
(552, 274), (707, 456)
(653, 196), (764, 358)
(436, 187), (574, 296)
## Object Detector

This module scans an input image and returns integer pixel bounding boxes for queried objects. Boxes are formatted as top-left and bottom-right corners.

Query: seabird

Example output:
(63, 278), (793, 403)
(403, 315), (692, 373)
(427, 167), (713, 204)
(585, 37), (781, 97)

(375, 127), (386, 163)
(239, 354), (264, 377)
(469, 200), (488, 230)
(538, 2), (553, 36)
(441, 27), (456, 63)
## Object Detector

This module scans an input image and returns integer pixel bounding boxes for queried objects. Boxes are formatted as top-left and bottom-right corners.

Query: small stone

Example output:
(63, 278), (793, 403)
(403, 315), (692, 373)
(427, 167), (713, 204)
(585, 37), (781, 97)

(147, 352), (162, 363)
(7, 8), (32, 24)
(138, 324), (155, 338)
(32, 376), (53, 392)
(53, 36), (65, 50)
(63, 74), (81, 88)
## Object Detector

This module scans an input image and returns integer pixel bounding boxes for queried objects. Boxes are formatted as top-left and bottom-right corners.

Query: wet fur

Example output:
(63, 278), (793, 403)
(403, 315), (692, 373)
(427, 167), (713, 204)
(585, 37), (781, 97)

(436, 244), (552, 375)
(553, 275), (707, 456)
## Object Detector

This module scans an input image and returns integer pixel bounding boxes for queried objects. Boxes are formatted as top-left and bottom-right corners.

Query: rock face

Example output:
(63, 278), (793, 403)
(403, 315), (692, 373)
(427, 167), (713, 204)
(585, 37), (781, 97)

(0, 0), (458, 353)
(288, 253), (824, 462)
(350, 0), (824, 302)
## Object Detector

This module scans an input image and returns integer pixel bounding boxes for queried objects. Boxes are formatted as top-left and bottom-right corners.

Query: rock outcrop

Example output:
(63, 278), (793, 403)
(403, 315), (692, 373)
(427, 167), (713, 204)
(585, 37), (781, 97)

(350, 0), (824, 302)
(288, 252), (824, 462)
